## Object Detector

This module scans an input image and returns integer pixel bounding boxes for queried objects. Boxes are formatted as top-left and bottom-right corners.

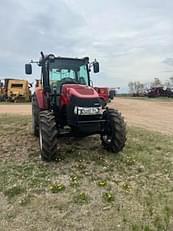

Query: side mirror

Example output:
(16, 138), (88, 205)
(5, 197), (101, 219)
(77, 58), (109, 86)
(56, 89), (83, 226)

(25, 64), (32, 75)
(93, 61), (99, 73)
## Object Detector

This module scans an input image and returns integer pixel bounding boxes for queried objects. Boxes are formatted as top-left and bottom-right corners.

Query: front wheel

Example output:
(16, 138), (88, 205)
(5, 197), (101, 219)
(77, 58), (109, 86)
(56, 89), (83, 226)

(101, 108), (126, 153)
(39, 111), (58, 161)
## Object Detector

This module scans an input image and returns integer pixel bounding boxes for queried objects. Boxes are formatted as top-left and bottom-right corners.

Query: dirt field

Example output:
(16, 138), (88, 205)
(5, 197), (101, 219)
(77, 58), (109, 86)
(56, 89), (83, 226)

(111, 98), (173, 135)
(1, 98), (173, 134)
(0, 104), (31, 115)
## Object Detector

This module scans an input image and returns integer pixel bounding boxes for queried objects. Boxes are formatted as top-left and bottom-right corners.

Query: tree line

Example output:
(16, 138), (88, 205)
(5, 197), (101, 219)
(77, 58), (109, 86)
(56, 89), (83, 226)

(128, 77), (173, 95)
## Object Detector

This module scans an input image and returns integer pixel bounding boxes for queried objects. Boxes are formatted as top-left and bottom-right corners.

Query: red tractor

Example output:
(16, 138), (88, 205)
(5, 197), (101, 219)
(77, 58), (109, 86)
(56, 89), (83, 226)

(25, 52), (126, 161)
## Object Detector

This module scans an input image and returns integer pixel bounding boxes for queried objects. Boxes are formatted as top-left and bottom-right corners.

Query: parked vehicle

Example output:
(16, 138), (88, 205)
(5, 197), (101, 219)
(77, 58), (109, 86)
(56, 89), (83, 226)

(0, 79), (31, 102)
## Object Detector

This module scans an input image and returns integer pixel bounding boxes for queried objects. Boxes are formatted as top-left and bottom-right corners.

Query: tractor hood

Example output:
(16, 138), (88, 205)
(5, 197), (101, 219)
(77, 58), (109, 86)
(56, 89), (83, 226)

(61, 84), (99, 99)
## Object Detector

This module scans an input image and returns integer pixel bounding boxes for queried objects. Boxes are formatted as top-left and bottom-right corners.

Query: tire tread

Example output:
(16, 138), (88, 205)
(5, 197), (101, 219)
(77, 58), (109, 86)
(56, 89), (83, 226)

(39, 111), (58, 161)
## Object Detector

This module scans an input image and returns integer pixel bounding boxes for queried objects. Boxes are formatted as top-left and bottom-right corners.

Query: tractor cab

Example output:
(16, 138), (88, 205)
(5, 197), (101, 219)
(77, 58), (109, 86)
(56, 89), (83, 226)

(25, 54), (99, 88)
(25, 53), (100, 108)
(49, 57), (90, 92)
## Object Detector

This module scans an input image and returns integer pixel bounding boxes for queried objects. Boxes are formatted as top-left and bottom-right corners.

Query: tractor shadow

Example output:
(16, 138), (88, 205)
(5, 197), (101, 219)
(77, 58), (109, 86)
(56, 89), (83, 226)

(56, 135), (102, 160)
(52, 134), (121, 166)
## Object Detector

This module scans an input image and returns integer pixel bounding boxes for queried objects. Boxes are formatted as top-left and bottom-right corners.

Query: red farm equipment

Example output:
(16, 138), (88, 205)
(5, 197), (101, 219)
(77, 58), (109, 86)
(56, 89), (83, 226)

(25, 52), (126, 161)
(94, 87), (109, 106)
(146, 87), (171, 97)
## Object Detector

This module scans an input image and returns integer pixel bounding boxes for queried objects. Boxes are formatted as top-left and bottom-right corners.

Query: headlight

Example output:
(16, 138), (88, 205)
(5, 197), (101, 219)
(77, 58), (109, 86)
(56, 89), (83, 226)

(74, 106), (103, 115)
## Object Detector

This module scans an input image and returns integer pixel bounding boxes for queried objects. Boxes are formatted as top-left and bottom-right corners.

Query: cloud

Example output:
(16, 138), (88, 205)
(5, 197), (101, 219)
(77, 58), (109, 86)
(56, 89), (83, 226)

(0, 0), (173, 91)
(163, 58), (173, 66)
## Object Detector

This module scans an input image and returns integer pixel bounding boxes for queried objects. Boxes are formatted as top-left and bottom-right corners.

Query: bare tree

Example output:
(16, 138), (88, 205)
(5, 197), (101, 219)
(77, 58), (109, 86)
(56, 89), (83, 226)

(128, 81), (144, 95)
(128, 82), (135, 94)
(164, 80), (171, 88)
(169, 77), (173, 87)
(151, 78), (162, 87)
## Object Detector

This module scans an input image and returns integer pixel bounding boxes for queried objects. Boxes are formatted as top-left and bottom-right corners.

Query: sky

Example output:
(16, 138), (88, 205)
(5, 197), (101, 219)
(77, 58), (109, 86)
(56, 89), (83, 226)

(0, 0), (173, 92)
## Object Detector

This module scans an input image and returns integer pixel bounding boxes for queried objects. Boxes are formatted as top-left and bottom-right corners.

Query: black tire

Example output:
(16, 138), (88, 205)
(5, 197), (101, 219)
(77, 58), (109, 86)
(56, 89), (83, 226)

(109, 93), (114, 100)
(101, 108), (126, 153)
(39, 111), (57, 161)
(32, 95), (39, 137)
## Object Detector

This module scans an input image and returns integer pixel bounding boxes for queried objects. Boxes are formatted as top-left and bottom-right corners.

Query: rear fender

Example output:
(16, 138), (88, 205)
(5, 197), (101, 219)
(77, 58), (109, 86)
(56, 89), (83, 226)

(35, 88), (48, 110)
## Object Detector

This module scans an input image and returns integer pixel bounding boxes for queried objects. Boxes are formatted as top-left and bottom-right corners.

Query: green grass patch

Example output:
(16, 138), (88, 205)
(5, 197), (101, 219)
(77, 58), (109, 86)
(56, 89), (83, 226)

(49, 183), (65, 193)
(73, 192), (90, 204)
(4, 185), (26, 199)
(0, 114), (173, 230)
(102, 191), (114, 203)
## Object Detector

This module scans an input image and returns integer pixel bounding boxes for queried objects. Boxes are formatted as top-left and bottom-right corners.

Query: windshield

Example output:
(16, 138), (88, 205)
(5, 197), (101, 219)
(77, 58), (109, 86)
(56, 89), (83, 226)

(49, 59), (89, 91)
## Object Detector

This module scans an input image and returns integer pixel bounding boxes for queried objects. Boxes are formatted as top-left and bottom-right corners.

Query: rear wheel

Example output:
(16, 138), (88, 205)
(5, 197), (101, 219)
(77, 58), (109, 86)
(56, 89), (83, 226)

(101, 108), (126, 153)
(39, 111), (58, 161)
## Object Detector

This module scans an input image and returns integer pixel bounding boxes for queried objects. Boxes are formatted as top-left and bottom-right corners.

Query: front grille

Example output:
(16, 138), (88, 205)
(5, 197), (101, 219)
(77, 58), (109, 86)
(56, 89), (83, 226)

(67, 95), (102, 125)
(78, 114), (102, 121)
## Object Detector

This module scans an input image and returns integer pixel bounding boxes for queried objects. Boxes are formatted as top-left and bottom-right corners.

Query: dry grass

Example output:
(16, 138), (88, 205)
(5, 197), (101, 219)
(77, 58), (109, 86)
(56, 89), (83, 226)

(0, 114), (173, 230)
